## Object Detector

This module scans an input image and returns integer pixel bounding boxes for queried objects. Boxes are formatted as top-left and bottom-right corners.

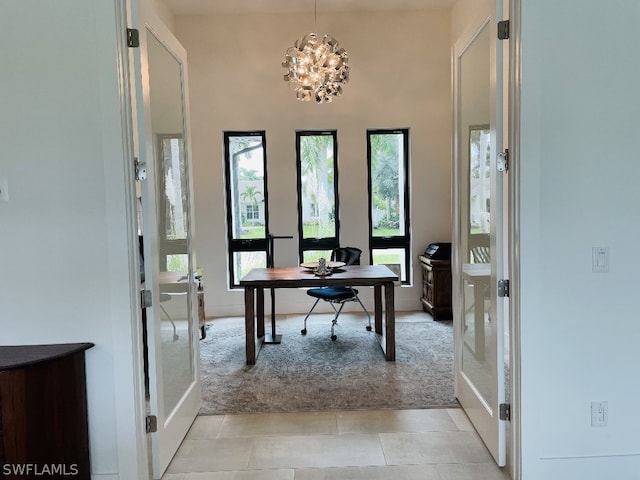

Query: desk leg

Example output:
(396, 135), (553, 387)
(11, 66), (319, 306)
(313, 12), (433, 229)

(244, 287), (256, 365)
(374, 285), (383, 334)
(257, 287), (265, 339)
(384, 282), (396, 361)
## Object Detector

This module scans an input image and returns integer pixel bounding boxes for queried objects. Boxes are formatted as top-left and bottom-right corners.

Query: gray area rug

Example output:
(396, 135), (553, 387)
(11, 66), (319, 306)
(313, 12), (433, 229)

(199, 312), (458, 415)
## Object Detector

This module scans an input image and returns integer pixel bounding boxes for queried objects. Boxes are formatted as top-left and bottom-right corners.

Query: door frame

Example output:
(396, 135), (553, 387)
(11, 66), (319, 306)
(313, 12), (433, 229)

(507, 0), (522, 477)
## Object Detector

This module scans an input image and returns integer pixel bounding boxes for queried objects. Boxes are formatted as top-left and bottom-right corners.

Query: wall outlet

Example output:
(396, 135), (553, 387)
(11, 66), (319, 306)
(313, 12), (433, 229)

(591, 401), (608, 427)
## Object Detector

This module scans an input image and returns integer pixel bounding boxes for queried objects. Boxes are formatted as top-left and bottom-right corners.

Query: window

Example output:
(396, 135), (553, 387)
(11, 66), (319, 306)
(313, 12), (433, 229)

(469, 125), (491, 235)
(245, 204), (259, 221)
(367, 129), (411, 283)
(157, 134), (189, 271)
(296, 131), (339, 263)
(224, 131), (269, 288)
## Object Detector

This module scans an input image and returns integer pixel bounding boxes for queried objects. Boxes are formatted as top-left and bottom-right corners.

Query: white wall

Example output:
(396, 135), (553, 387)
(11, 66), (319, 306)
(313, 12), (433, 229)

(0, 1), (145, 478)
(518, 0), (640, 478)
(174, 9), (452, 316)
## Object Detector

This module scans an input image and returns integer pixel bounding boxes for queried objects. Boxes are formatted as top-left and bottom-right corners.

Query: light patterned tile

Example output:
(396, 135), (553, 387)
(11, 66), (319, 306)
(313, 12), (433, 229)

(163, 470), (294, 480)
(187, 415), (226, 439)
(446, 408), (474, 431)
(437, 462), (509, 480)
(249, 434), (386, 469)
(380, 431), (493, 465)
(166, 438), (253, 473)
(294, 464), (442, 480)
(337, 408), (458, 434)
(220, 412), (338, 437)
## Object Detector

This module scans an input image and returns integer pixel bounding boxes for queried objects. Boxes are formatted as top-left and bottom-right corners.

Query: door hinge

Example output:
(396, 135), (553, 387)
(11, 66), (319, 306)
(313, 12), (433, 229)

(141, 289), (152, 308)
(497, 20), (510, 40)
(497, 149), (509, 172)
(127, 28), (140, 48)
(499, 403), (511, 421)
(498, 279), (510, 298)
(135, 158), (147, 181)
(146, 415), (158, 433)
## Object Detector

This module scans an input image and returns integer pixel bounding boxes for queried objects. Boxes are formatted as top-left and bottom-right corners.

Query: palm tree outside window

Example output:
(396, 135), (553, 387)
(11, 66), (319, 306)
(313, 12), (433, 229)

(367, 129), (411, 283)
(296, 131), (340, 263)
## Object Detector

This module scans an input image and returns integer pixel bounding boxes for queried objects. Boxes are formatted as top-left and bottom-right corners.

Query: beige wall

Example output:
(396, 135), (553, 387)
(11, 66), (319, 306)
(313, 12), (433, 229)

(175, 9), (452, 316)
(451, 0), (493, 42)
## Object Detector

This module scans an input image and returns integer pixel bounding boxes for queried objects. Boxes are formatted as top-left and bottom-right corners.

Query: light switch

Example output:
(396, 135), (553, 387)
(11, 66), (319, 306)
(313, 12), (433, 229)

(0, 178), (8, 202)
(592, 247), (609, 273)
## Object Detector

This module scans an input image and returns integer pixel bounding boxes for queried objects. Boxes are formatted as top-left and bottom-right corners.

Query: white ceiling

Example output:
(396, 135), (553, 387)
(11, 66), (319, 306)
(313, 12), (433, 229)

(162, 0), (457, 16)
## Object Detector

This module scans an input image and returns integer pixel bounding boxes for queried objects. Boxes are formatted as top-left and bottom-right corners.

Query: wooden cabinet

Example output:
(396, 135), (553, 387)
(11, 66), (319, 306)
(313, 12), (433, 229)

(0, 343), (93, 478)
(419, 255), (452, 320)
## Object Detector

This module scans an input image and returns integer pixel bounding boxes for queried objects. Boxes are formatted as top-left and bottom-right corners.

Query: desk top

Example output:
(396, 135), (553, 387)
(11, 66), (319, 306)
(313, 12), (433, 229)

(0, 343), (94, 371)
(462, 263), (491, 278)
(240, 265), (398, 288)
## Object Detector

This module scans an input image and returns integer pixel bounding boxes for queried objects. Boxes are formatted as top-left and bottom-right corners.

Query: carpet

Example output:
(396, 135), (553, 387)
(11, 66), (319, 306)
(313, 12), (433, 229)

(198, 311), (458, 415)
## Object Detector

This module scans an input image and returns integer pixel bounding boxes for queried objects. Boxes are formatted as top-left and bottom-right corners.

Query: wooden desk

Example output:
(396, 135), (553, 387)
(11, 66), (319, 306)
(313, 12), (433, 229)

(240, 265), (398, 365)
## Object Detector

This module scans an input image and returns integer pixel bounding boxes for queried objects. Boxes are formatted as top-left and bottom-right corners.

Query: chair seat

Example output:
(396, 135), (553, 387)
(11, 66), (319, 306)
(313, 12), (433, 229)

(307, 286), (359, 301)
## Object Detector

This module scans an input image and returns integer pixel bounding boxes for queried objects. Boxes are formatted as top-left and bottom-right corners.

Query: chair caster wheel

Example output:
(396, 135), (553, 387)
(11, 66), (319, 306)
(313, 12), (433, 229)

(366, 326), (372, 331)
(331, 335), (337, 341)
(301, 329), (307, 335)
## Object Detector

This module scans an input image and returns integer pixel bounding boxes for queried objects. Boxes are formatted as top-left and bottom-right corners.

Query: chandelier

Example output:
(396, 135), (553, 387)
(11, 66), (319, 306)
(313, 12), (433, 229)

(282, 30), (349, 103)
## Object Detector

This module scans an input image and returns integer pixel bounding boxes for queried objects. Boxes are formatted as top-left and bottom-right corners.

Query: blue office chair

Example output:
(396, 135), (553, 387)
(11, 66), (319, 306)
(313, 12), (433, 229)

(301, 246), (371, 341)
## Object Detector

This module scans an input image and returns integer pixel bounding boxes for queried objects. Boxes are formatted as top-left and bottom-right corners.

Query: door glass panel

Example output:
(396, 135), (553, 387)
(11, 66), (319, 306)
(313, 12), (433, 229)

(147, 30), (194, 416)
(459, 22), (493, 407)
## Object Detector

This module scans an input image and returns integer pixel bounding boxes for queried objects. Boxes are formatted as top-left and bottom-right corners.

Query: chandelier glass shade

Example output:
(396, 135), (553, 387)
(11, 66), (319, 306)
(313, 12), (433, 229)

(282, 33), (349, 103)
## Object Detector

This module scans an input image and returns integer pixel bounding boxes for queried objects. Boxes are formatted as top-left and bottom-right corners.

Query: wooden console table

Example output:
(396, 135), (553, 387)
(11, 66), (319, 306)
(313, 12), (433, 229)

(418, 255), (452, 320)
(240, 265), (397, 365)
(0, 342), (94, 478)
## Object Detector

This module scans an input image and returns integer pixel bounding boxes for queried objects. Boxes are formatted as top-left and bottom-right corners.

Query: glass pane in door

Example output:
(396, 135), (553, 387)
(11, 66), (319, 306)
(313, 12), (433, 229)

(459, 22), (494, 407)
(147, 31), (195, 417)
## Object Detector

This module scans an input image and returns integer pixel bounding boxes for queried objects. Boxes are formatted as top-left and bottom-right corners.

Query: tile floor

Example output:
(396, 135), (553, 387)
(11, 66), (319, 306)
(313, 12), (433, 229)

(162, 408), (509, 480)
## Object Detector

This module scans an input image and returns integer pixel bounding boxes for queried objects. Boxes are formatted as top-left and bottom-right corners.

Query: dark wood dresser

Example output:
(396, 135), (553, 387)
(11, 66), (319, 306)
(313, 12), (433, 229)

(419, 255), (452, 320)
(0, 342), (94, 478)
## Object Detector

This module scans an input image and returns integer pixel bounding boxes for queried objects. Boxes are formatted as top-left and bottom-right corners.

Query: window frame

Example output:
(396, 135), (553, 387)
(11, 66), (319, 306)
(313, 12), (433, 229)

(295, 130), (340, 262)
(223, 130), (269, 288)
(366, 128), (411, 283)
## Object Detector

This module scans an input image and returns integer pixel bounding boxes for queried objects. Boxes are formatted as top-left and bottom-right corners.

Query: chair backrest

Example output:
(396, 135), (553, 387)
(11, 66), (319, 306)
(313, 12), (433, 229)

(331, 246), (362, 265)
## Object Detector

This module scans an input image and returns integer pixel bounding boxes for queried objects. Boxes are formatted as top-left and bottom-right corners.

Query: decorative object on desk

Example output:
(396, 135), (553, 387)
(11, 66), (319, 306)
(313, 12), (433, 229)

(282, 0), (349, 103)
(314, 257), (330, 276)
(300, 260), (346, 271)
(198, 313), (457, 415)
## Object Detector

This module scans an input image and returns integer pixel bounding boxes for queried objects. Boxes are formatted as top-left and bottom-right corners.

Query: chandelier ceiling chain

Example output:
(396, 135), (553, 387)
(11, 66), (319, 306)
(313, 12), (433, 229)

(282, 0), (350, 103)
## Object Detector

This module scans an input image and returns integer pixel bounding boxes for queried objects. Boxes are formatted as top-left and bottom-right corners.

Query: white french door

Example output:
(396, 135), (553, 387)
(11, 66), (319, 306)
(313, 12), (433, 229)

(131, 2), (200, 477)
(452, 0), (508, 467)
